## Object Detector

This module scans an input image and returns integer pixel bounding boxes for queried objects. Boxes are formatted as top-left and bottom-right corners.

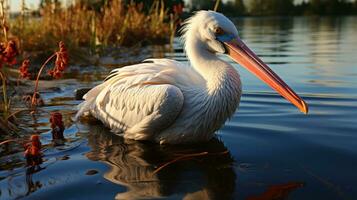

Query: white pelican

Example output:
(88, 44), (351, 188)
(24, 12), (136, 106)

(76, 11), (308, 144)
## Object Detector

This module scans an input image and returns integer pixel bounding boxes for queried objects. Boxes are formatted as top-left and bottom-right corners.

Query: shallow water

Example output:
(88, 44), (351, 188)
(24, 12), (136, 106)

(1, 16), (357, 199)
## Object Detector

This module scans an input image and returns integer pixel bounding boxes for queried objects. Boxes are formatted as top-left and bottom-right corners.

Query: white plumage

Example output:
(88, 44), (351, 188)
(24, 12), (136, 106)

(76, 10), (308, 144)
(76, 11), (241, 144)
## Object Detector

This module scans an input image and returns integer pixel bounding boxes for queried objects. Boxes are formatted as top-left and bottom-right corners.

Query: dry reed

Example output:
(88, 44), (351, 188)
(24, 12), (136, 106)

(11, 0), (179, 56)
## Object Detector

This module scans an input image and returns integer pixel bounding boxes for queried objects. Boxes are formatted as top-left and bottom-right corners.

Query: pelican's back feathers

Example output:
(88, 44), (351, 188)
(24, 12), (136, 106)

(75, 59), (204, 140)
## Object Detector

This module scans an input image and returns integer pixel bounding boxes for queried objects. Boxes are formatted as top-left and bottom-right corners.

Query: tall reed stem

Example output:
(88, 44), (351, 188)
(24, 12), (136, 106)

(0, 0), (7, 41)
(20, 0), (26, 51)
(0, 71), (8, 114)
(214, 0), (220, 11)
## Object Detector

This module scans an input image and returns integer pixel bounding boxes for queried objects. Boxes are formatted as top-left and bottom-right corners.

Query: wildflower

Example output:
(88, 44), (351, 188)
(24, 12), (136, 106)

(48, 69), (62, 79)
(19, 59), (31, 79)
(32, 41), (68, 108)
(0, 40), (19, 67)
(48, 41), (68, 79)
(56, 41), (68, 70)
(50, 112), (65, 141)
(24, 135), (42, 166)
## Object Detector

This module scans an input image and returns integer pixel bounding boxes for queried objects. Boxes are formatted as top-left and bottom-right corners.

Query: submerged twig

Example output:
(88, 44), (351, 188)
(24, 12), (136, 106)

(152, 150), (229, 175)
(5, 108), (30, 121)
(152, 152), (208, 175)
(0, 138), (17, 145)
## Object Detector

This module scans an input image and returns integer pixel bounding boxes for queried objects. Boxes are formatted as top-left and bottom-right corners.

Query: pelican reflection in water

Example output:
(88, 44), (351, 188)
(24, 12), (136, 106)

(85, 125), (236, 199)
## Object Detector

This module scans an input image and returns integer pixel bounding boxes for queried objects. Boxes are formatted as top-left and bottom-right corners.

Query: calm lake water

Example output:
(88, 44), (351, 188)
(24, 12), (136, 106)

(1, 16), (357, 200)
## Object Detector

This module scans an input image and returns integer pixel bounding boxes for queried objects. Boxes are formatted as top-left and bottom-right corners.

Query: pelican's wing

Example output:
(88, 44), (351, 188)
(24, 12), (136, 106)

(75, 59), (201, 140)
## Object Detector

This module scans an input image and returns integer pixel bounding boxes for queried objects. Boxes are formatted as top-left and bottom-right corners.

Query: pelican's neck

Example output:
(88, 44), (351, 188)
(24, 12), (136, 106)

(186, 37), (219, 79)
(185, 34), (238, 93)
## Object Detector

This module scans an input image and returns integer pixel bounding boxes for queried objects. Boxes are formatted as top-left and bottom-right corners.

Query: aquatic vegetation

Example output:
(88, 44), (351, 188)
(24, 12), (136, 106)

(18, 59), (31, 79)
(0, 3), (26, 129)
(0, 7), (71, 136)
(1, 40), (68, 161)
(0, 41), (66, 135)
(0, 1), (22, 120)
(22, 92), (44, 107)
(0, 134), (43, 166)
(24, 135), (42, 166)
(0, 40), (19, 114)
(49, 112), (65, 142)
(0, 40), (18, 67)
(32, 41), (68, 107)
(47, 41), (68, 79)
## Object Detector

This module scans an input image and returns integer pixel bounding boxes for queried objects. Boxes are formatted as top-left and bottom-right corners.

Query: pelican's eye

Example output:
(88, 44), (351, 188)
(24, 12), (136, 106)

(214, 27), (225, 36)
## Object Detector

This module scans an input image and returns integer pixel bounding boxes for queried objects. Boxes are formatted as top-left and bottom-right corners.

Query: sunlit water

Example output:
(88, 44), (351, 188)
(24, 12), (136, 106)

(1, 16), (357, 200)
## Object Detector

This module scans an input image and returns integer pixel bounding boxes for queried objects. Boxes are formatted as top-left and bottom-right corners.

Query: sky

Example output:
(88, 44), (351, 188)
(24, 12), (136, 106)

(7, 0), (330, 13)
(10, 0), (40, 12)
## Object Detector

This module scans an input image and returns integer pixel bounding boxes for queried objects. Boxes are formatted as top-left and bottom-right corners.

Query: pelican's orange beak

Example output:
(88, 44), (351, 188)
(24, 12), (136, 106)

(222, 37), (308, 114)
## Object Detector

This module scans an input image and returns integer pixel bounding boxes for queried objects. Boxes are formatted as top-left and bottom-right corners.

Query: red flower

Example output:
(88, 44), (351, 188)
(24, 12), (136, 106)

(50, 112), (65, 140)
(48, 41), (68, 79)
(48, 69), (63, 79)
(24, 135), (42, 165)
(0, 40), (19, 68)
(19, 59), (31, 79)
(56, 41), (68, 70)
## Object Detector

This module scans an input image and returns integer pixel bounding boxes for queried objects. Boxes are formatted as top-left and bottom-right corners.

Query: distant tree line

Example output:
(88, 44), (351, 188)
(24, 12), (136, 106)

(190, 0), (357, 16)
(295, 0), (357, 15)
(37, 0), (357, 16)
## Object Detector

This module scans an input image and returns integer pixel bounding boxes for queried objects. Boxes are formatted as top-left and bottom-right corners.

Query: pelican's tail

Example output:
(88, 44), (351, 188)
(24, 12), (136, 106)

(74, 83), (107, 121)
(74, 98), (94, 121)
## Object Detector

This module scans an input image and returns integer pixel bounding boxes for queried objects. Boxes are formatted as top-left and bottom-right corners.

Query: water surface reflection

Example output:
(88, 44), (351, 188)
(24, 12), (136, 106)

(86, 124), (236, 199)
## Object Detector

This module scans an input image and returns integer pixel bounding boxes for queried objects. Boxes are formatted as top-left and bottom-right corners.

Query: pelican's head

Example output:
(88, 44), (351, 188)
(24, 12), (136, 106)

(181, 10), (238, 55)
(182, 11), (308, 114)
